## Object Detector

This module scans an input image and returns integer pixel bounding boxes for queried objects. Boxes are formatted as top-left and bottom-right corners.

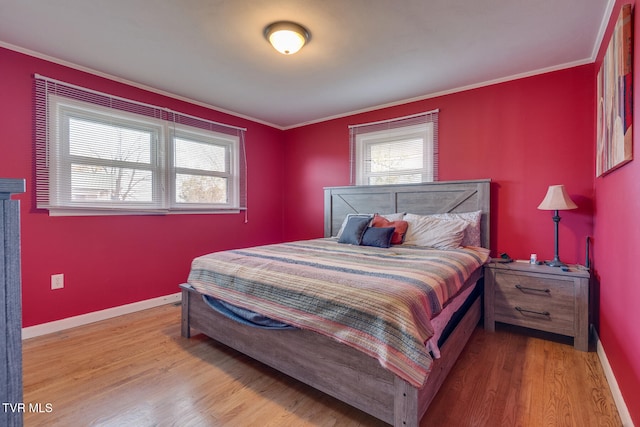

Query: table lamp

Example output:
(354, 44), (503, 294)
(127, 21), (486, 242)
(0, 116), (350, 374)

(537, 185), (577, 267)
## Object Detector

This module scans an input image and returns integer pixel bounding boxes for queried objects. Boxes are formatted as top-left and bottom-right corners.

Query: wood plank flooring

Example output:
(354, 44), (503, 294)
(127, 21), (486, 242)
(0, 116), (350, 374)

(22, 303), (621, 426)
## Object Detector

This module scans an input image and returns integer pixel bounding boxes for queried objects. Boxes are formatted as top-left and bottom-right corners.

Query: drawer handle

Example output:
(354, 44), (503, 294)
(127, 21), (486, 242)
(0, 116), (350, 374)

(515, 306), (550, 316)
(515, 284), (550, 294)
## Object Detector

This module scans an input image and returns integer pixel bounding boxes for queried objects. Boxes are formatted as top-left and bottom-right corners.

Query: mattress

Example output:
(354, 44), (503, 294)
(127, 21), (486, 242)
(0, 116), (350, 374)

(427, 282), (480, 358)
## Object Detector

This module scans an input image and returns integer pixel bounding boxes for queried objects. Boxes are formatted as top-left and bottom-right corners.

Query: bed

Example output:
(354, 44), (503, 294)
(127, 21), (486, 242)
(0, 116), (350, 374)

(180, 179), (491, 426)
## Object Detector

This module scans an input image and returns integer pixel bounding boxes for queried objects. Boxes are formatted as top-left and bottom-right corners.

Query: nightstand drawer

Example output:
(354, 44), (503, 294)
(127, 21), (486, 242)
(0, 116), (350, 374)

(493, 271), (575, 336)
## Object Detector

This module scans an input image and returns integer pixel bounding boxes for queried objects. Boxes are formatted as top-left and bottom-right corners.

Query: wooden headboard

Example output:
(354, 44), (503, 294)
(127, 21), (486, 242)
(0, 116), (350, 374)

(324, 179), (491, 249)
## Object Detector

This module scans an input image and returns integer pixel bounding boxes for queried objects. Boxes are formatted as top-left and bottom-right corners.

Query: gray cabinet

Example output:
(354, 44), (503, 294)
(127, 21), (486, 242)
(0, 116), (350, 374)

(1, 178), (25, 427)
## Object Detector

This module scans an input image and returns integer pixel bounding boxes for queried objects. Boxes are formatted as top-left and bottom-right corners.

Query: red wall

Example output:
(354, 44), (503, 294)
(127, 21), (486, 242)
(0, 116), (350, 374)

(593, 1), (640, 423)
(0, 47), (286, 327)
(283, 67), (595, 267)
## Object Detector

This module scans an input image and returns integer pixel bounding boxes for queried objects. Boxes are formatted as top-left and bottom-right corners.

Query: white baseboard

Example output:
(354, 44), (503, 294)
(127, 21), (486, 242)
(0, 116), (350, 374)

(593, 327), (635, 426)
(22, 292), (182, 340)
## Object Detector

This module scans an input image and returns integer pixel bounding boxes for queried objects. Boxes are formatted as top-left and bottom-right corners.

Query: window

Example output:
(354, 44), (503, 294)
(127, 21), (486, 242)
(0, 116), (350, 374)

(35, 75), (246, 215)
(50, 97), (164, 209)
(171, 126), (239, 208)
(350, 110), (438, 185)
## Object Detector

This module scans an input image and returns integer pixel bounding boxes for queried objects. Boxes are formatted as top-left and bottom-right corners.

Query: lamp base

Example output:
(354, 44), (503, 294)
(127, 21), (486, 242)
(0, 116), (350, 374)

(545, 258), (567, 268)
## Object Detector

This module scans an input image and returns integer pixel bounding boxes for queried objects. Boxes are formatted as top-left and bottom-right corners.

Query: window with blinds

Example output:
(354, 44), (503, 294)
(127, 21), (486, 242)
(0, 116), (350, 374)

(35, 75), (246, 215)
(349, 110), (438, 186)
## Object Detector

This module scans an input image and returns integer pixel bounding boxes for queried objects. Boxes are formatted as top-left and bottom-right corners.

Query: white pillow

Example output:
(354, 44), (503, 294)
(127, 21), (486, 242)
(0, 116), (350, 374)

(335, 212), (405, 238)
(428, 211), (482, 247)
(403, 214), (468, 249)
(379, 212), (406, 222)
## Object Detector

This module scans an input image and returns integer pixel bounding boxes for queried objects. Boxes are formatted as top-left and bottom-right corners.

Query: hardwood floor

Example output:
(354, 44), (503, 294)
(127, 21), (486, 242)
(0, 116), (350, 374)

(22, 303), (621, 426)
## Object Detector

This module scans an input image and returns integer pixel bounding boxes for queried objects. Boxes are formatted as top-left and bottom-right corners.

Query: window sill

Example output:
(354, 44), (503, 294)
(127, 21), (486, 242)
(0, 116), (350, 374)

(45, 207), (243, 217)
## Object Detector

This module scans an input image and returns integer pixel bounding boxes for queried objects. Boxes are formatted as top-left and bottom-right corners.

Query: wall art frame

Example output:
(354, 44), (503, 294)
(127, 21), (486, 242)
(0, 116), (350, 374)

(597, 3), (634, 177)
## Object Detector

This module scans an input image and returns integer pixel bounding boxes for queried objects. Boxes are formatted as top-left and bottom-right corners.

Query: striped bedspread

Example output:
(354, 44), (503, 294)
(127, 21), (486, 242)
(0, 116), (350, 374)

(187, 238), (490, 387)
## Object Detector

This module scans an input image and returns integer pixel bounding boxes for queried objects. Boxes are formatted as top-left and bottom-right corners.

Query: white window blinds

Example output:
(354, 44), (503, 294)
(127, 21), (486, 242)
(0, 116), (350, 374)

(349, 110), (439, 186)
(34, 74), (247, 215)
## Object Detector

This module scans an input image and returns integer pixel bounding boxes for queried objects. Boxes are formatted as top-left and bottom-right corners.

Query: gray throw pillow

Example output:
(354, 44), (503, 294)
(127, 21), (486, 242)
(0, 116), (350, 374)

(338, 216), (372, 245)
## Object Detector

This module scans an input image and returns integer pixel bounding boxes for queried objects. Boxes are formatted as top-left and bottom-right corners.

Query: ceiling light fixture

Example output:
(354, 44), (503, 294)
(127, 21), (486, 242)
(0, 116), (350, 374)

(264, 21), (310, 55)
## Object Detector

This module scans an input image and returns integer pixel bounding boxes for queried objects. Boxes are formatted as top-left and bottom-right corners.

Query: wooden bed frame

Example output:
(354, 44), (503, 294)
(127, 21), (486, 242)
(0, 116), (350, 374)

(181, 179), (491, 426)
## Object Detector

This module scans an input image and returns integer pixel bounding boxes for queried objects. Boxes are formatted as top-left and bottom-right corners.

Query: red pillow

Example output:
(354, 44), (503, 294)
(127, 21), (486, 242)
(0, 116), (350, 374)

(372, 214), (408, 245)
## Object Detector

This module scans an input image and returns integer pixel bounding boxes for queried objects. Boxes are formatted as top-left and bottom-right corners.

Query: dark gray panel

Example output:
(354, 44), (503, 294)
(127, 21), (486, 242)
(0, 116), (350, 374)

(0, 179), (24, 427)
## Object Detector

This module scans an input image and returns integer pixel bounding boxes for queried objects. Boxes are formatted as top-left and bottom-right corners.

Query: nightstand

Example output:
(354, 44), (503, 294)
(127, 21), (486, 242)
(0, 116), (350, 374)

(484, 261), (590, 351)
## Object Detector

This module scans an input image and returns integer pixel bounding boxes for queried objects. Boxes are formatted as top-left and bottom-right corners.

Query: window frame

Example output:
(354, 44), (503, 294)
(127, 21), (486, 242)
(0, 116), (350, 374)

(43, 93), (242, 216)
(50, 95), (166, 211)
(354, 122), (435, 186)
(169, 124), (240, 210)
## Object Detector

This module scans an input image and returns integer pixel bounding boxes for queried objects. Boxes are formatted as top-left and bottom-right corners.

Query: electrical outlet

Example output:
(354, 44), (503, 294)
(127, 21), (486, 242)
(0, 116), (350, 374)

(51, 273), (64, 290)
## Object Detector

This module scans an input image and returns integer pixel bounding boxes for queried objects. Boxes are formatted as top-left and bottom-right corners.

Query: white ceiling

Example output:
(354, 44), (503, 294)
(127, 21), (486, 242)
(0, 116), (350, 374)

(0, 0), (611, 129)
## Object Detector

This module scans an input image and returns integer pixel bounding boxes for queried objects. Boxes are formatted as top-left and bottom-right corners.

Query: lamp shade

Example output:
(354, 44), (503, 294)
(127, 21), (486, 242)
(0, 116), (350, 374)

(537, 185), (577, 211)
(264, 21), (310, 55)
